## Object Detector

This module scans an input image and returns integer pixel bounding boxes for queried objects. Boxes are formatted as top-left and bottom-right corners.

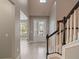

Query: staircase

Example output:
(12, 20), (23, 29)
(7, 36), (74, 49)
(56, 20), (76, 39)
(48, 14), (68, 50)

(46, 1), (79, 59)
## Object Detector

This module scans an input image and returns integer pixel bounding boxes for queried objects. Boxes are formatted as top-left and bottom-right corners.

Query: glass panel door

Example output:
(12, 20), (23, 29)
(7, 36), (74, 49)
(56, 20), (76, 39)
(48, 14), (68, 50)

(33, 19), (47, 42)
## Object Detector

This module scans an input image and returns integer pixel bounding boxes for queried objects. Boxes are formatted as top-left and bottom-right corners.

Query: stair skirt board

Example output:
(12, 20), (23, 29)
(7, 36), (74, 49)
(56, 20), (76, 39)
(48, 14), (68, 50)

(62, 40), (79, 59)
(48, 53), (62, 59)
(63, 40), (79, 49)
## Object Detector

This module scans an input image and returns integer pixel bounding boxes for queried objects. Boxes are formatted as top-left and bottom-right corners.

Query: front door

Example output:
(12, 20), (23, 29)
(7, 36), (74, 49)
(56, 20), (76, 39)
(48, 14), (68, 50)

(33, 19), (47, 42)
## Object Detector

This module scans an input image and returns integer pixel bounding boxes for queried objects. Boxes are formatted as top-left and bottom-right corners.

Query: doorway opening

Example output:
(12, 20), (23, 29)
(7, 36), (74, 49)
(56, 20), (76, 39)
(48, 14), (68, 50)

(33, 17), (48, 42)
(20, 10), (29, 59)
(20, 10), (29, 40)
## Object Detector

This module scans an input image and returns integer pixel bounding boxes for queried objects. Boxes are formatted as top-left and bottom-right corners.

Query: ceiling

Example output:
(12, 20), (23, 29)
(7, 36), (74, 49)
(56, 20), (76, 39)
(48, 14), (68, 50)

(29, 0), (54, 16)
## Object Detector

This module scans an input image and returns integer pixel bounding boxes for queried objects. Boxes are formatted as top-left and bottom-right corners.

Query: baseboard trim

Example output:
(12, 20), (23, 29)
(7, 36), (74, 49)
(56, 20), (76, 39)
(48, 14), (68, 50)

(0, 58), (12, 59)
(63, 40), (79, 48)
(29, 41), (46, 43)
(16, 55), (20, 59)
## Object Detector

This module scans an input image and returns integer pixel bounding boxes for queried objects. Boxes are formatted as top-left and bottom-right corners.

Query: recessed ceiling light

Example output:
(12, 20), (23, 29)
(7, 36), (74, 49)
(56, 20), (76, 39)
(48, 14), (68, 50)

(40, 0), (47, 3)
(54, 1), (56, 5)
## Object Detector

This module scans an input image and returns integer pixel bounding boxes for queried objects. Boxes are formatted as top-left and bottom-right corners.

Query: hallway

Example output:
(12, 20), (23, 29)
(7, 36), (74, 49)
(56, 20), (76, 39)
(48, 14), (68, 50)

(0, 0), (79, 59)
(20, 39), (46, 59)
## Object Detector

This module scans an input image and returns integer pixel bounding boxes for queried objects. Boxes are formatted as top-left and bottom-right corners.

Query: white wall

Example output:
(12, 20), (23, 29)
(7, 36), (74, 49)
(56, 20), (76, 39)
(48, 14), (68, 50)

(0, 0), (15, 58)
(0, 0), (20, 59)
(49, 1), (57, 52)
(49, 1), (56, 34)
(56, 0), (78, 20)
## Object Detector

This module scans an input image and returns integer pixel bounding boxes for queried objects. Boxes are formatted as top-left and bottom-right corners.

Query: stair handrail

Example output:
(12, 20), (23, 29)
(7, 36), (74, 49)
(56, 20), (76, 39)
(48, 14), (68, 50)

(46, 28), (64, 59)
(62, 1), (79, 45)
(46, 1), (79, 59)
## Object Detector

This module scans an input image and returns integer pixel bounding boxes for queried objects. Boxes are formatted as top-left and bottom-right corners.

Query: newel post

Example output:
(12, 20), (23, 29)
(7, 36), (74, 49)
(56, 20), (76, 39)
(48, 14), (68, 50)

(62, 17), (66, 45)
(46, 34), (49, 59)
